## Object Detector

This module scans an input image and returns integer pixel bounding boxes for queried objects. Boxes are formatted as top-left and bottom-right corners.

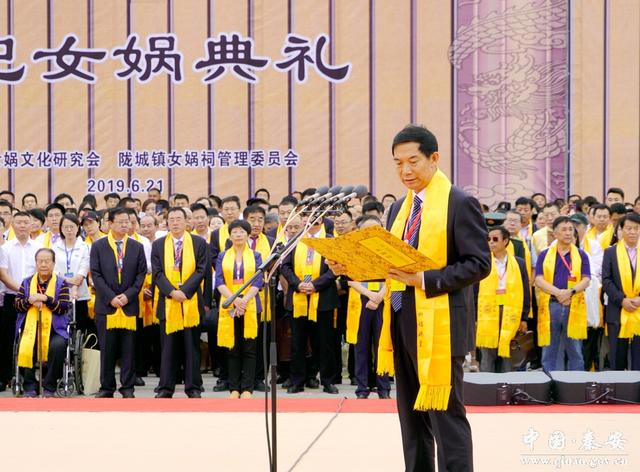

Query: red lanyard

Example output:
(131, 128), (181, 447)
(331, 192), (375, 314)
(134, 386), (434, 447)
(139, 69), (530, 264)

(404, 206), (423, 242)
(558, 251), (572, 273)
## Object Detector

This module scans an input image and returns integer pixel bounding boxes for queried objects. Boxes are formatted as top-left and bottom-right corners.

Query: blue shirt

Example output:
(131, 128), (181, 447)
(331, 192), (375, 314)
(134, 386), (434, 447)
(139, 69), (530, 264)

(215, 250), (264, 312)
(535, 246), (590, 289)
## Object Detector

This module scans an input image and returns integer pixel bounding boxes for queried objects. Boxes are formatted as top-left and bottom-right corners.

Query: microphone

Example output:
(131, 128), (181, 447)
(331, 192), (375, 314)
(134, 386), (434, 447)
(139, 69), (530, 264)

(323, 185), (354, 204)
(344, 184), (368, 201)
(298, 185), (329, 205)
(315, 185), (343, 203)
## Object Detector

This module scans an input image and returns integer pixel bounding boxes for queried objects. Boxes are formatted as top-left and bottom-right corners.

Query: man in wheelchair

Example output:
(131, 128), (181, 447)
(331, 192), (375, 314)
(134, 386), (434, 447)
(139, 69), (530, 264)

(14, 248), (71, 397)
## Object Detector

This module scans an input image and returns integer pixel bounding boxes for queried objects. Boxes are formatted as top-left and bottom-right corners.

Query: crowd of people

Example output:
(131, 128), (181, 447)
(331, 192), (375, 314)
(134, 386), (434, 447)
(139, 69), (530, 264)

(0, 181), (638, 399)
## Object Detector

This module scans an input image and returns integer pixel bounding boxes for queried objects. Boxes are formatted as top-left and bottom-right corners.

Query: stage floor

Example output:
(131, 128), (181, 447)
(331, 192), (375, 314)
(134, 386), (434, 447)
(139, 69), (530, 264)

(2, 375), (639, 471)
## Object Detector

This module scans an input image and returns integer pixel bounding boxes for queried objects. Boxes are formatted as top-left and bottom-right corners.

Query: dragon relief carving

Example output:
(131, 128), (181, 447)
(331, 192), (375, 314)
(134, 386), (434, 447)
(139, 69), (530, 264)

(449, 0), (568, 185)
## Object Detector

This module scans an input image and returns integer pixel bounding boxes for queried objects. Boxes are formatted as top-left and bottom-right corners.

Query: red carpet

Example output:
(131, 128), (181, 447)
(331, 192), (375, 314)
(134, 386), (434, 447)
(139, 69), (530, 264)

(1, 397), (638, 414)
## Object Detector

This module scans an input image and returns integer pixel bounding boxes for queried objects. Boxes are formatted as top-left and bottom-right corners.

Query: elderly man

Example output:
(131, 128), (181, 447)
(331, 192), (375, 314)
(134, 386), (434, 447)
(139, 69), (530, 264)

(14, 248), (71, 397)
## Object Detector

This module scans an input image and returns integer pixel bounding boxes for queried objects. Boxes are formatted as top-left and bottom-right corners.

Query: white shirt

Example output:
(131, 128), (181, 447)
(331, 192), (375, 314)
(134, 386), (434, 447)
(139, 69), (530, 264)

(53, 238), (91, 300)
(0, 238), (43, 294)
(582, 237), (603, 281)
(132, 233), (152, 273)
(494, 255), (508, 291)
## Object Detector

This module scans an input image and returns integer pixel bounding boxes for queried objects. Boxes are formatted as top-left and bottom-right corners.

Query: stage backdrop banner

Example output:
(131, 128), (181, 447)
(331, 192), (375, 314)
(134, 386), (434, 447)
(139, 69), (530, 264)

(0, 0), (638, 206)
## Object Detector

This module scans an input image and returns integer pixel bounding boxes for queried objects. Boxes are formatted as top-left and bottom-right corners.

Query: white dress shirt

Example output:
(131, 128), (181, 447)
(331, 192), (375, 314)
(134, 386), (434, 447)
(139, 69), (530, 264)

(0, 237), (43, 294)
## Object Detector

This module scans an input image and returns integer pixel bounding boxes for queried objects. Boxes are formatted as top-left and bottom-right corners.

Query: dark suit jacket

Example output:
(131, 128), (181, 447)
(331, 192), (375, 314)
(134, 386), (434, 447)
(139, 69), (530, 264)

(386, 186), (491, 356)
(209, 228), (230, 269)
(510, 238), (526, 261)
(281, 234), (339, 313)
(513, 256), (531, 321)
(151, 233), (211, 321)
(90, 236), (147, 317)
(602, 245), (636, 324)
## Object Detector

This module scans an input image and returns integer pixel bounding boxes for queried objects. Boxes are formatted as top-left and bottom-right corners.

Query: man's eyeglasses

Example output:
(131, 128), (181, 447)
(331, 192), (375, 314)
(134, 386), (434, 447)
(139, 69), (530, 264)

(487, 236), (502, 242)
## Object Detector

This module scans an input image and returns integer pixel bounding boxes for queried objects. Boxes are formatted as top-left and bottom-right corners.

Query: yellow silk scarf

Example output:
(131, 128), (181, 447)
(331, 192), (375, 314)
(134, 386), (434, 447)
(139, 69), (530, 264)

(378, 169), (452, 412)
(477, 255), (524, 357)
(217, 245), (258, 348)
(106, 232), (136, 330)
(130, 233), (155, 327)
(18, 273), (57, 368)
(252, 233), (272, 322)
(345, 281), (382, 345)
(345, 287), (362, 345)
(218, 223), (230, 250)
(537, 244), (587, 345)
(85, 231), (106, 247)
(587, 224), (613, 250)
(293, 226), (326, 322)
(615, 241), (640, 338)
(42, 231), (56, 249)
(164, 232), (199, 334)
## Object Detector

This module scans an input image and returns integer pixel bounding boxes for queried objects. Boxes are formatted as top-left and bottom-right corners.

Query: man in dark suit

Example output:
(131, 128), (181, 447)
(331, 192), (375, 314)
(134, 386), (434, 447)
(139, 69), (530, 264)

(152, 207), (210, 398)
(90, 207), (147, 398)
(281, 213), (341, 394)
(329, 125), (490, 472)
(602, 212), (640, 370)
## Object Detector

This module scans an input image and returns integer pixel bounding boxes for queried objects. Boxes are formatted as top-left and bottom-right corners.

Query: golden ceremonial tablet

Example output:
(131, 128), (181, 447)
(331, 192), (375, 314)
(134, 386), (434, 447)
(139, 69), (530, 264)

(301, 225), (435, 281)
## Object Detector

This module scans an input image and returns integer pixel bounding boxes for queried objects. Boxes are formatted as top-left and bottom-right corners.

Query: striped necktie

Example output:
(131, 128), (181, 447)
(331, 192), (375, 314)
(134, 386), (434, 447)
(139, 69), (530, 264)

(390, 194), (422, 312)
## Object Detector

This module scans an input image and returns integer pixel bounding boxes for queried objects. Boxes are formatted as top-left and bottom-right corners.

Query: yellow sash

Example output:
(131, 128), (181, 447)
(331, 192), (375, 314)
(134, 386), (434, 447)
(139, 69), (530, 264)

(87, 287), (96, 320)
(17, 274), (57, 368)
(106, 232), (136, 330)
(477, 255), (524, 357)
(253, 233), (272, 322)
(130, 232), (155, 326)
(345, 281), (382, 344)
(587, 224), (613, 250)
(164, 232), (200, 334)
(537, 244), (587, 345)
(293, 226), (326, 322)
(275, 223), (286, 244)
(345, 287), (362, 345)
(139, 273), (156, 327)
(378, 169), (452, 411)
(218, 223), (230, 250)
(42, 231), (57, 249)
(84, 231), (106, 247)
(6, 225), (15, 241)
(615, 242), (640, 338)
(217, 245), (258, 348)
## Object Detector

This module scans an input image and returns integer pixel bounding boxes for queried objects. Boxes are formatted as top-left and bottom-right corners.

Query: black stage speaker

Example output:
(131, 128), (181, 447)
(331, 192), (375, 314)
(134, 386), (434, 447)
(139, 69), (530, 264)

(549, 371), (640, 404)
(463, 372), (552, 406)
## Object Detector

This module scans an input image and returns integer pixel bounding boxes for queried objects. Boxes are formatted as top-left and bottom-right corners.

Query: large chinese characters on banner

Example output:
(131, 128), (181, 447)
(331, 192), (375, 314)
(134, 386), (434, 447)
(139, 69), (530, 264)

(0, 0), (369, 203)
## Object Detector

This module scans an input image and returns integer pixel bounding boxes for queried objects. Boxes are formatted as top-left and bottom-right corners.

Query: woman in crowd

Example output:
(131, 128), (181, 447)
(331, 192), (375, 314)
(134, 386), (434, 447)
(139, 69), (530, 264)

(53, 214), (93, 335)
(215, 219), (263, 399)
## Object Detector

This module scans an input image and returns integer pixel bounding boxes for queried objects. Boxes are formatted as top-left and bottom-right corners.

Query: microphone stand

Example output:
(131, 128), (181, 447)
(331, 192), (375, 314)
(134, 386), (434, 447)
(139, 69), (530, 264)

(222, 193), (355, 472)
(221, 224), (321, 472)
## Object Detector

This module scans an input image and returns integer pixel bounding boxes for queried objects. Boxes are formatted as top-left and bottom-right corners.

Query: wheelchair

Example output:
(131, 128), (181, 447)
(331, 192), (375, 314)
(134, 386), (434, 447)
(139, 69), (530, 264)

(10, 300), (85, 397)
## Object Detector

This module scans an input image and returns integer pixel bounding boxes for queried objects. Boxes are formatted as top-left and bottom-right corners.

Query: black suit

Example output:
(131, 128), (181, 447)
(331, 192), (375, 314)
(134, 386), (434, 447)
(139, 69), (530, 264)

(90, 236), (147, 395)
(602, 246), (640, 370)
(386, 187), (491, 472)
(281, 234), (340, 388)
(152, 233), (210, 395)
